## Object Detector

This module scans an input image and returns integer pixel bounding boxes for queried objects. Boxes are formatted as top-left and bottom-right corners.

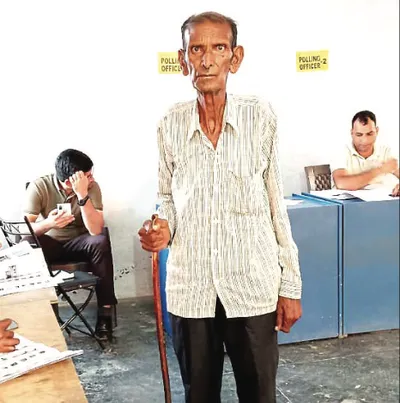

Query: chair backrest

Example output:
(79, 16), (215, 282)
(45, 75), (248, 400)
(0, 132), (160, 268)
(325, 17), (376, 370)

(0, 216), (61, 277)
(304, 164), (332, 192)
(0, 218), (40, 248)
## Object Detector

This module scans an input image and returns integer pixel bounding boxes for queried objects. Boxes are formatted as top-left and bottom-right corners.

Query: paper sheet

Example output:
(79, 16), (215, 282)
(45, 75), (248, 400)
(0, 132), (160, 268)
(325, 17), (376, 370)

(52, 270), (75, 283)
(310, 190), (356, 200)
(0, 242), (58, 296)
(0, 334), (83, 384)
(284, 199), (304, 206)
(311, 188), (398, 202)
(349, 188), (398, 202)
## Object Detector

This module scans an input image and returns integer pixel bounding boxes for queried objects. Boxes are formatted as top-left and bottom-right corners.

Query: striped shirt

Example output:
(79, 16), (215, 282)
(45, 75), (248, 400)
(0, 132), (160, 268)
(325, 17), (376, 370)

(157, 94), (301, 319)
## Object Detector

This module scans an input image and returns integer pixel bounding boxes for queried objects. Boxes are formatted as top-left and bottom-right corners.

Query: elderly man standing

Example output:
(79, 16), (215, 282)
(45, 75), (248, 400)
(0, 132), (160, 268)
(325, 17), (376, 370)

(139, 12), (302, 403)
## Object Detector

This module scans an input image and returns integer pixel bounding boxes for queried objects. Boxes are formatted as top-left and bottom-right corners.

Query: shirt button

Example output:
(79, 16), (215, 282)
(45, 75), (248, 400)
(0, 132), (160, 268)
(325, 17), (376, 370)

(213, 249), (218, 255)
(212, 219), (220, 225)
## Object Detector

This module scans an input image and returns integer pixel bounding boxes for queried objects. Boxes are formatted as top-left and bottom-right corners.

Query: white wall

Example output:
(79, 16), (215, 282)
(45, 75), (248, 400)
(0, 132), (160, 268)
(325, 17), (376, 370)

(1, 0), (398, 299)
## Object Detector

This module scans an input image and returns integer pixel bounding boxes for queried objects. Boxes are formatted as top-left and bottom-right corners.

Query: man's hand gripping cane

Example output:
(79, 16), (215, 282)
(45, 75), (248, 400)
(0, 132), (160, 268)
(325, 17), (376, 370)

(138, 214), (172, 403)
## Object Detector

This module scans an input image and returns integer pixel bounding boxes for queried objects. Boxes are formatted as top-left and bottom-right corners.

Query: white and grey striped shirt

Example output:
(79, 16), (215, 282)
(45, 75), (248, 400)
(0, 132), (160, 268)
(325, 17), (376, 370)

(157, 94), (301, 319)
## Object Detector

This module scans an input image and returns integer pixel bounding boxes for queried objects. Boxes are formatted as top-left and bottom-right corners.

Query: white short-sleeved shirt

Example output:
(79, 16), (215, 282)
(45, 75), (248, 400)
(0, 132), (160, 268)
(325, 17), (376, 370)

(331, 143), (399, 188)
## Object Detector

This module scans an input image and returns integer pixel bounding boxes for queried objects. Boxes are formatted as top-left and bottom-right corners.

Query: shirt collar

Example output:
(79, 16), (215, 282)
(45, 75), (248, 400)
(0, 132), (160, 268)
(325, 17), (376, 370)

(53, 173), (63, 193)
(187, 94), (239, 141)
(350, 143), (378, 160)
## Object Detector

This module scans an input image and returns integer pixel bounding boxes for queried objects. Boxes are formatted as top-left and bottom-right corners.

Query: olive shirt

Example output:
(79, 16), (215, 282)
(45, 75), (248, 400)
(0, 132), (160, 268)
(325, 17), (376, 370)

(23, 174), (103, 242)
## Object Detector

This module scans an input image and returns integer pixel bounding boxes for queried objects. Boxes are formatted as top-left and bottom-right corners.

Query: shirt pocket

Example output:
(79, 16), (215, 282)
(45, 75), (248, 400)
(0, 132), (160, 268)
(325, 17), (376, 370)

(227, 168), (264, 216)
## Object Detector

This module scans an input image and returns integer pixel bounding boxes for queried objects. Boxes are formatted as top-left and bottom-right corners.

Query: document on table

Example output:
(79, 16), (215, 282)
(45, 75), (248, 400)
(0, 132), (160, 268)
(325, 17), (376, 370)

(0, 334), (83, 384)
(310, 189), (356, 200)
(349, 188), (397, 202)
(311, 188), (398, 202)
(0, 242), (58, 296)
(284, 199), (304, 206)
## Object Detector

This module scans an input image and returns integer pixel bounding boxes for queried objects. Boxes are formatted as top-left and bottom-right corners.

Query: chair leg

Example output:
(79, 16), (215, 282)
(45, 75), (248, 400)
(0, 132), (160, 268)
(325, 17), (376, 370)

(60, 288), (95, 330)
(58, 287), (106, 350)
(112, 304), (117, 328)
(52, 302), (71, 336)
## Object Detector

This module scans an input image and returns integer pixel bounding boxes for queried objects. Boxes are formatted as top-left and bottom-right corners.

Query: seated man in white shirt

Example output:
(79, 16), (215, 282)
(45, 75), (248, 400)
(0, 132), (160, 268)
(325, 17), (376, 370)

(331, 110), (399, 196)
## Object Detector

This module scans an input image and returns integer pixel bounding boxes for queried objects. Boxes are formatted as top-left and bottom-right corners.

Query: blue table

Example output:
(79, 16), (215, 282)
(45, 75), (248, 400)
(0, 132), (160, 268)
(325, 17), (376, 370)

(158, 196), (341, 344)
(278, 196), (340, 344)
(301, 193), (400, 335)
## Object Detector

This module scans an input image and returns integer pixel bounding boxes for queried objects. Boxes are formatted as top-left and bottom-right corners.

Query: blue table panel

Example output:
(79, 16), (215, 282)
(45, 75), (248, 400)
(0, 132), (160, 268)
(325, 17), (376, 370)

(302, 193), (400, 334)
(278, 196), (339, 344)
(343, 199), (399, 334)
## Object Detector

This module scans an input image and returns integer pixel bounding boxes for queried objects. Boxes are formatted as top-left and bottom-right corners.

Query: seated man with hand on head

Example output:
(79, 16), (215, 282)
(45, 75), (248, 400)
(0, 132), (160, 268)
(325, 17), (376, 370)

(332, 110), (399, 196)
(24, 149), (117, 341)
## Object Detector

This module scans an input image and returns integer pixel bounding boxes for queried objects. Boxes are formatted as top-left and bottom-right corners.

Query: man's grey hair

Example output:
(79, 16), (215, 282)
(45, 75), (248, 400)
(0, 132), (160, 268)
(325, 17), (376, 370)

(181, 11), (238, 50)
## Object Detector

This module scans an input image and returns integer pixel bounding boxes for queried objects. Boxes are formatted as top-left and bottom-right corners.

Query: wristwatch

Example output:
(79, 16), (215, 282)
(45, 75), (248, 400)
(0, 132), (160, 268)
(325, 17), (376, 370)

(77, 195), (90, 206)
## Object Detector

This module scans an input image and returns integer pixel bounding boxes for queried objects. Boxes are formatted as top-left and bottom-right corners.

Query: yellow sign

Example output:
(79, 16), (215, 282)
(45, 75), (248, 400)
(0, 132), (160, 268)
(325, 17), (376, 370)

(158, 52), (181, 74)
(296, 50), (329, 72)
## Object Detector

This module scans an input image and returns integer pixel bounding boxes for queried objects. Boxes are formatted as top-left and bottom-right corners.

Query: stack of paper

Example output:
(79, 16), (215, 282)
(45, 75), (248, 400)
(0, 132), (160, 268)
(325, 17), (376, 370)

(0, 334), (83, 384)
(0, 242), (59, 296)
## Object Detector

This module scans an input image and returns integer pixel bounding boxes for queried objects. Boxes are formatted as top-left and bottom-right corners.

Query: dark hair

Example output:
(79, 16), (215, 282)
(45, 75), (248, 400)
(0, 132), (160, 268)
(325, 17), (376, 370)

(351, 110), (377, 128)
(181, 11), (238, 50)
(55, 149), (93, 182)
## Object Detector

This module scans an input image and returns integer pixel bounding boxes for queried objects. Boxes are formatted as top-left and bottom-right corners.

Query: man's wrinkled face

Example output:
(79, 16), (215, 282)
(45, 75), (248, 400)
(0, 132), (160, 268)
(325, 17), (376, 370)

(351, 119), (379, 155)
(179, 21), (242, 94)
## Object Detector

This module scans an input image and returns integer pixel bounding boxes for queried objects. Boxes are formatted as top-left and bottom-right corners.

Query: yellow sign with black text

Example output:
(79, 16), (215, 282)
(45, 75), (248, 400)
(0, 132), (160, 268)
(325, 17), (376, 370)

(296, 50), (329, 72)
(158, 52), (181, 74)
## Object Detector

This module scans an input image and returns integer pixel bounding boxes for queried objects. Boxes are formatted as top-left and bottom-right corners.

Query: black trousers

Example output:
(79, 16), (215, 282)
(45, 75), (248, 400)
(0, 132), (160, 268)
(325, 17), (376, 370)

(29, 230), (117, 307)
(170, 298), (279, 403)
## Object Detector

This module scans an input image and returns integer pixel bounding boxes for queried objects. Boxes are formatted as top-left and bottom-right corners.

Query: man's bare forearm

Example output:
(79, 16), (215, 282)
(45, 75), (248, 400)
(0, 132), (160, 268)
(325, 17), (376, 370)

(30, 220), (52, 236)
(333, 167), (382, 191)
(80, 201), (104, 236)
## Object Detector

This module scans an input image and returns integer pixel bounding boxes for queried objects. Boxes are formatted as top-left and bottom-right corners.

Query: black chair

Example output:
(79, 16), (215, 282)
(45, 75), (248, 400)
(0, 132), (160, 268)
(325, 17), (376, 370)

(0, 216), (106, 349)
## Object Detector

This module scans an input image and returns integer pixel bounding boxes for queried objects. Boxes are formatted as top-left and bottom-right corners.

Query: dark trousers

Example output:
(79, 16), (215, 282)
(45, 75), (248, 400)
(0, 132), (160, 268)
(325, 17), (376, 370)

(31, 230), (117, 307)
(170, 298), (279, 403)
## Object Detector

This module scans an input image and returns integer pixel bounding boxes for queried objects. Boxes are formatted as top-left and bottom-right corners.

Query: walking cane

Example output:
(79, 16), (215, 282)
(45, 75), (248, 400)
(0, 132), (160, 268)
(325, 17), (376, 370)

(151, 214), (172, 403)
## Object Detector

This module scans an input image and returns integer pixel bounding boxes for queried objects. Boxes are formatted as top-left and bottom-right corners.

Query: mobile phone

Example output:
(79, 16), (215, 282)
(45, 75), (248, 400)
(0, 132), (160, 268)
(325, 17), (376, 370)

(57, 203), (72, 215)
(6, 320), (18, 331)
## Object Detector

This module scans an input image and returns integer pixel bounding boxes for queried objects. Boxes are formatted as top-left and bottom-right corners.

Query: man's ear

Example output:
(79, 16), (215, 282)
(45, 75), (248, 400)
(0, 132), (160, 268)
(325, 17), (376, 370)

(178, 49), (189, 76)
(230, 45), (244, 74)
(376, 126), (379, 135)
(64, 178), (72, 187)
